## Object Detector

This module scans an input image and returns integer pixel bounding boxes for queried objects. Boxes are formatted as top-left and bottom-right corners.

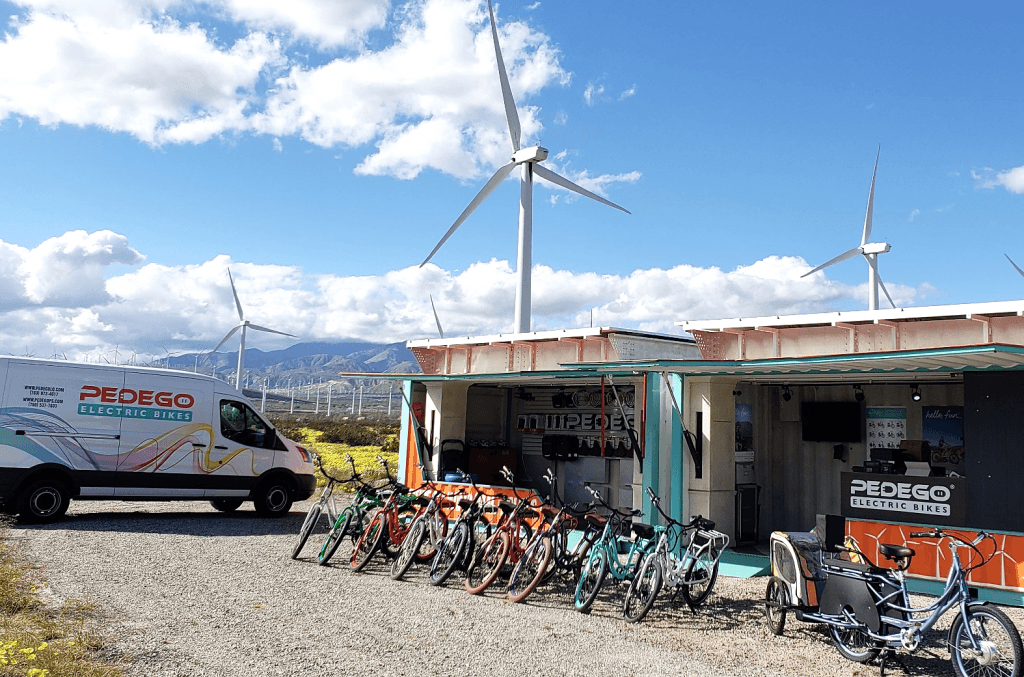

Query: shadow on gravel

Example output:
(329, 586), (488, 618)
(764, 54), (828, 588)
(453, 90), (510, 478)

(16, 509), (307, 537)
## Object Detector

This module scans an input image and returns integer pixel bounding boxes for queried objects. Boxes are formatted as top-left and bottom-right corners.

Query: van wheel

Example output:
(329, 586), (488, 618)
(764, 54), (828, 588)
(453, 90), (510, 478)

(210, 498), (244, 513)
(16, 479), (70, 524)
(253, 479), (293, 518)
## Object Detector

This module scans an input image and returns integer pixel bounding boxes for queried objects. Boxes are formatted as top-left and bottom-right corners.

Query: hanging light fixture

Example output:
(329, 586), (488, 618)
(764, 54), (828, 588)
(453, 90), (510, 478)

(854, 385), (865, 402)
(782, 385), (792, 402)
(911, 386), (922, 402)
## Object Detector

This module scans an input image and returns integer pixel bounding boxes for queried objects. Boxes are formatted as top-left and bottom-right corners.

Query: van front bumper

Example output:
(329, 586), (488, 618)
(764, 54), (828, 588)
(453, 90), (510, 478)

(294, 473), (316, 501)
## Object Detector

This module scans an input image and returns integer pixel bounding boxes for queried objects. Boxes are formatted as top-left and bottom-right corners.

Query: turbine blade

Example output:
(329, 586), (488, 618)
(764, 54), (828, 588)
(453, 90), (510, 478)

(866, 255), (896, 308)
(1006, 254), (1024, 279)
(211, 325), (241, 353)
(862, 144), (880, 246)
(227, 268), (245, 321)
(420, 161), (517, 267)
(487, 0), (521, 151)
(800, 247), (862, 278)
(247, 324), (296, 338)
(533, 164), (631, 214)
(430, 294), (445, 339)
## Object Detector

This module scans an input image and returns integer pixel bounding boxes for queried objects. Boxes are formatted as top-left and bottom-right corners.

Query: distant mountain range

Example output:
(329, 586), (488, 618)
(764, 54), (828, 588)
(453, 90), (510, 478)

(163, 341), (421, 392)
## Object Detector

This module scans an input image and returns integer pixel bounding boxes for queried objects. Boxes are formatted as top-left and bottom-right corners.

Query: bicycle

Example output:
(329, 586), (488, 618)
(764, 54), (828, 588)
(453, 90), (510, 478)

(428, 470), (488, 587)
(291, 453), (356, 560)
(390, 469), (453, 580)
(507, 468), (600, 604)
(464, 466), (539, 595)
(350, 458), (418, 572)
(622, 487), (729, 622)
(765, 527), (1023, 676)
(316, 461), (386, 566)
(574, 484), (655, 614)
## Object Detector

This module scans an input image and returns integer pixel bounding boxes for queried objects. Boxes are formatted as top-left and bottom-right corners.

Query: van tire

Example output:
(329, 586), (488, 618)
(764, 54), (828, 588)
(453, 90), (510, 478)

(16, 478), (70, 524)
(253, 477), (294, 518)
(210, 498), (244, 513)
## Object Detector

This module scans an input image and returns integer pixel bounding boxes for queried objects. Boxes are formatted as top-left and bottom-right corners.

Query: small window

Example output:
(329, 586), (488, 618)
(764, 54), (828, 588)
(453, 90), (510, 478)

(219, 400), (270, 449)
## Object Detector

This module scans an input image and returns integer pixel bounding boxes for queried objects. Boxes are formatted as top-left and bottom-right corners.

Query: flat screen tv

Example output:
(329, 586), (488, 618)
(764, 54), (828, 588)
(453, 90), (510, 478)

(801, 401), (862, 443)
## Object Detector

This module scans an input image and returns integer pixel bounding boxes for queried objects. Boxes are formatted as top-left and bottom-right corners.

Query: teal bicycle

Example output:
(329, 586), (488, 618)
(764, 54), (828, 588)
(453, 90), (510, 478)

(316, 456), (387, 566)
(574, 484), (656, 614)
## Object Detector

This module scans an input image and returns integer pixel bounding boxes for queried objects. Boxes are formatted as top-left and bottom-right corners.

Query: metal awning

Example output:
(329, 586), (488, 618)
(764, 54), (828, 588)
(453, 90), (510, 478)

(336, 369), (642, 385)
(563, 344), (1024, 383)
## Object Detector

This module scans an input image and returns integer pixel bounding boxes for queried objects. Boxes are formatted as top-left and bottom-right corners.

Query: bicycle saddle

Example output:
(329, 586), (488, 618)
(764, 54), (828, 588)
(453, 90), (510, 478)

(631, 523), (655, 540)
(498, 500), (516, 514)
(457, 498), (474, 510)
(538, 505), (559, 520)
(519, 507), (539, 520)
(410, 496), (430, 508)
(879, 543), (915, 569)
(585, 514), (607, 528)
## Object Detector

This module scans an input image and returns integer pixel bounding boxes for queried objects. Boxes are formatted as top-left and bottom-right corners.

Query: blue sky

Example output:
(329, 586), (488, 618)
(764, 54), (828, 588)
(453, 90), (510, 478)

(0, 0), (1022, 362)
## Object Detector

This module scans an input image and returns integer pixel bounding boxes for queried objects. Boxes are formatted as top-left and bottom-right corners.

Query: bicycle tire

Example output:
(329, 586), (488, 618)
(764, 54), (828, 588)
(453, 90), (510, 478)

(623, 554), (662, 623)
(415, 509), (449, 563)
(829, 606), (881, 663)
(508, 538), (553, 603)
(291, 502), (323, 559)
(764, 576), (788, 636)
(949, 604), (1023, 677)
(574, 549), (607, 613)
(317, 512), (352, 566)
(465, 530), (510, 595)
(429, 521), (469, 586)
(390, 518), (426, 580)
(351, 512), (386, 572)
(680, 547), (720, 607)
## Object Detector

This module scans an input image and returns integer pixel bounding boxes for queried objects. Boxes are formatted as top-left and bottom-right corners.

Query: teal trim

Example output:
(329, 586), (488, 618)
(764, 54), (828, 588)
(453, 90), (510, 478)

(905, 577), (946, 597)
(642, 374), (660, 522)
(719, 551), (771, 578)
(339, 369), (641, 382)
(668, 373), (684, 525)
(398, 380), (412, 474)
(904, 578), (1024, 607)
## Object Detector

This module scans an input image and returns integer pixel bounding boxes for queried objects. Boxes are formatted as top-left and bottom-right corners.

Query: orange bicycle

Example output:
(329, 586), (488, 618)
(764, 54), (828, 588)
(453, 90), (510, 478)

(465, 467), (539, 595)
(350, 458), (417, 572)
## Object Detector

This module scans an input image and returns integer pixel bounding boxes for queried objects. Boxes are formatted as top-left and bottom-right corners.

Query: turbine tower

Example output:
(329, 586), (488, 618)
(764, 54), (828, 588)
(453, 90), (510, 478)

(801, 145), (895, 311)
(211, 269), (296, 390)
(420, 0), (630, 334)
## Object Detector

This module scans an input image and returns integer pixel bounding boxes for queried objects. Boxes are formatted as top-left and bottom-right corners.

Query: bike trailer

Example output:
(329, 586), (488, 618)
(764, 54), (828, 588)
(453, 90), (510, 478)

(769, 531), (827, 609)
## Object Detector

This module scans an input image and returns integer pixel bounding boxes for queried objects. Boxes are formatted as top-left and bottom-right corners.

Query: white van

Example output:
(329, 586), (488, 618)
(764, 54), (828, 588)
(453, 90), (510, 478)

(0, 357), (316, 523)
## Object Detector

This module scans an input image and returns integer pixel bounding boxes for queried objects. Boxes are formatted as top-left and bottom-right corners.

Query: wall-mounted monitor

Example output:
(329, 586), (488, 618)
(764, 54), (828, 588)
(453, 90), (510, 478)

(801, 401), (863, 443)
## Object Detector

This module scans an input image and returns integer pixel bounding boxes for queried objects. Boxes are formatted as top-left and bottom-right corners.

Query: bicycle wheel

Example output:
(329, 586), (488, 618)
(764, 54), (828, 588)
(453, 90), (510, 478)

(390, 518), (426, 580)
(415, 509), (449, 563)
(429, 521), (469, 586)
(680, 547), (720, 608)
(351, 512), (386, 572)
(764, 576), (788, 636)
(291, 502), (323, 559)
(508, 538), (553, 603)
(829, 607), (881, 663)
(465, 530), (511, 595)
(949, 604), (1023, 677)
(623, 554), (662, 623)
(574, 549), (607, 613)
(317, 512), (352, 566)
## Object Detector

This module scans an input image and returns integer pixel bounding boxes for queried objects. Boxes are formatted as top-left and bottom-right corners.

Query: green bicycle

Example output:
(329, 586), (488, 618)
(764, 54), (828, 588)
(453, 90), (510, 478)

(316, 456), (387, 566)
(574, 484), (656, 614)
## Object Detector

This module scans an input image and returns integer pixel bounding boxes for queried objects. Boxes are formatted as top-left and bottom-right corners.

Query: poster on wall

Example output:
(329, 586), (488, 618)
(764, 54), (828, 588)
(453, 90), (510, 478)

(735, 403), (753, 451)
(866, 407), (906, 449)
(922, 406), (965, 474)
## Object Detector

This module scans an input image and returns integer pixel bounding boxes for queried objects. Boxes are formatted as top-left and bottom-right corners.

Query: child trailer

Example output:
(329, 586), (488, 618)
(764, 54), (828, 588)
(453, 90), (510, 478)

(0, 357), (315, 522)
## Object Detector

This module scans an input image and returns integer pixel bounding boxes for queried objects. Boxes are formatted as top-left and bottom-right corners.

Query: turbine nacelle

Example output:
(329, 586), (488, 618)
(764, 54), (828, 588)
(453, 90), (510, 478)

(861, 242), (891, 256)
(512, 146), (549, 164)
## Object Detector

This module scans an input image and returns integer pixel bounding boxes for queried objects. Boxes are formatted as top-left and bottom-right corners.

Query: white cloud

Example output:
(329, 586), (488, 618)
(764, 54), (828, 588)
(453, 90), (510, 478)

(974, 165), (1024, 194)
(583, 82), (604, 106)
(619, 84), (636, 100)
(220, 0), (390, 49)
(0, 230), (936, 362)
(909, 208), (920, 222)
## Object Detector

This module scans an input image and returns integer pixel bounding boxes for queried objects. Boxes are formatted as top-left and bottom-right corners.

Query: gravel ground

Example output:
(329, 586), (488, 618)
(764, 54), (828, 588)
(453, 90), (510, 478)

(9, 499), (1024, 677)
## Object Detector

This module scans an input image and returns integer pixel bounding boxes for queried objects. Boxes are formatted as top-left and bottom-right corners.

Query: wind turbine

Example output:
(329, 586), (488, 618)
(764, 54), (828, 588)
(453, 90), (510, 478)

(429, 295), (445, 339)
(801, 145), (895, 311)
(1005, 254), (1024, 279)
(420, 0), (630, 335)
(211, 269), (296, 390)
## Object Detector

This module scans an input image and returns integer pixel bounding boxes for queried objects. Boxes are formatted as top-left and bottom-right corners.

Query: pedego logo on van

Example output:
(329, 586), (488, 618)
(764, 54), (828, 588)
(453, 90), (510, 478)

(78, 385), (196, 422)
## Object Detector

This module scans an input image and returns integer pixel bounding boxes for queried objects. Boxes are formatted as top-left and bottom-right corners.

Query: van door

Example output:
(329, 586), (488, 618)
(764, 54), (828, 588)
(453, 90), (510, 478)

(116, 371), (209, 497)
(3, 361), (123, 496)
(212, 398), (277, 499)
